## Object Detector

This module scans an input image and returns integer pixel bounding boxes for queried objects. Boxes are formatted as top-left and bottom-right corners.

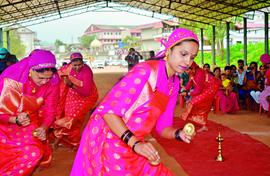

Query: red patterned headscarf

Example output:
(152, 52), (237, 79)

(155, 28), (199, 58)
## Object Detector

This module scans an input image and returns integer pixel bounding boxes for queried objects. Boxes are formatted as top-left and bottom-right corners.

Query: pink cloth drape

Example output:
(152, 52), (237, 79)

(0, 49), (60, 175)
(71, 60), (178, 175)
(0, 78), (59, 175)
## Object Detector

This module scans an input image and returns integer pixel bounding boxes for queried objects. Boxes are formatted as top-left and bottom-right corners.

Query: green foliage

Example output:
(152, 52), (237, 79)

(179, 19), (238, 60)
(78, 35), (96, 48)
(54, 39), (65, 52)
(3, 30), (26, 59)
(122, 36), (140, 48)
(195, 41), (269, 68)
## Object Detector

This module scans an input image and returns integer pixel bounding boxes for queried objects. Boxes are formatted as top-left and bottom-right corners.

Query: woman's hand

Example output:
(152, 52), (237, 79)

(63, 77), (73, 87)
(133, 142), (160, 164)
(16, 112), (30, 126)
(33, 126), (46, 141)
(179, 130), (195, 144)
(181, 92), (187, 96)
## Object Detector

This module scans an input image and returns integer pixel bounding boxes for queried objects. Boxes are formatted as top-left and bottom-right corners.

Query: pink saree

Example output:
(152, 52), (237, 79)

(0, 49), (60, 176)
(71, 60), (178, 175)
(0, 78), (59, 175)
(53, 64), (98, 147)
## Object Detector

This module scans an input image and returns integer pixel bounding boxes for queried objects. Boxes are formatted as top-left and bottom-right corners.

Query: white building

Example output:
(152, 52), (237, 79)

(17, 27), (36, 55)
(230, 12), (270, 45)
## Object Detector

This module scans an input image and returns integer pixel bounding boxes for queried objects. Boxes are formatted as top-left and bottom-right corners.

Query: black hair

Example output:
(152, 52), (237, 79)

(230, 64), (236, 70)
(203, 63), (210, 68)
(149, 50), (155, 57)
(250, 61), (258, 68)
(129, 48), (135, 52)
(213, 67), (221, 73)
(34, 67), (57, 73)
(224, 66), (231, 71)
(237, 59), (244, 64)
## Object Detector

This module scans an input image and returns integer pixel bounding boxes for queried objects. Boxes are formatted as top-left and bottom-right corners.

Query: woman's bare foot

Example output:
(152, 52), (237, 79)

(52, 138), (60, 151)
(197, 126), (208, 133)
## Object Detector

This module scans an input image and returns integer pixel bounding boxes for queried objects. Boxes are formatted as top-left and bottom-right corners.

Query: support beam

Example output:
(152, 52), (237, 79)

(200, 28), (204, 65)
(0, 28), (3, 48)
(212, 26), (216, 65)
(226, 22), (230, 65)
(54, 0), (62, 18)
(6, 30), (10, 50)
(243, 17), (247, 65)
(264, 12), (269, 54)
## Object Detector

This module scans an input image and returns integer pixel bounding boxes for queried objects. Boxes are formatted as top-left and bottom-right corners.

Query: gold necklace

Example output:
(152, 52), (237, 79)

(29, 79), (36, 94)
(168, 77), (175, 96)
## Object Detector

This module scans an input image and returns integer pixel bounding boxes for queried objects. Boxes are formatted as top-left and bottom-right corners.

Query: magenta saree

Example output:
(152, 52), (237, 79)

(71, 60), (178, 175)
(0, 78), (59, 175)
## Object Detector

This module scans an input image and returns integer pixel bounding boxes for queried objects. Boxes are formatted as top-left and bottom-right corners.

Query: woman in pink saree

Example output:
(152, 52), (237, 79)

(71, 28), (199, 175)
(181, 62), (220, 132)
(0, 49), (60, 175)
(52, 52), (98, 148)
(217, 74), (239, 113)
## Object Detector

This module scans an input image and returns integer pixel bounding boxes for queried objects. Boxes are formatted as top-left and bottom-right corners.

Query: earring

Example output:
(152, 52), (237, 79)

(29, 69), (32, 77)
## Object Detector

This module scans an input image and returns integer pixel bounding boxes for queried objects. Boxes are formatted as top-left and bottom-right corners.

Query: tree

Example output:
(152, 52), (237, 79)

(54, 39), (65, 53)
(179, 19), (237, 61)
(3, 30), (26, 59)
(78, 35), (96, 48)
(122, 36), (141, 49)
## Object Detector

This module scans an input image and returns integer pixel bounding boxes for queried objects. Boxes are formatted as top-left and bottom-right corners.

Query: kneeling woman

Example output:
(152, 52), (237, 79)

(71, 28), (199, 175)
(0, 50), (60, 175)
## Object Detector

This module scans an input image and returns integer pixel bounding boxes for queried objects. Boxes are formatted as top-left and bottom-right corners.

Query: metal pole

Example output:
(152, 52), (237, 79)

(212, 26), (216, 65)
(226, 22), (230, 65)
(243, 18), (247, 66)
(0, 28), (3, 48)
(264, 12), (269, 54)
(6, 30), (10, 50)
(200, 28), (204, 65)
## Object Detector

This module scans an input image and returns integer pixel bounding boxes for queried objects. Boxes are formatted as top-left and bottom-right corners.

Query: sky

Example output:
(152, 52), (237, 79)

(28, 10), (163, 44)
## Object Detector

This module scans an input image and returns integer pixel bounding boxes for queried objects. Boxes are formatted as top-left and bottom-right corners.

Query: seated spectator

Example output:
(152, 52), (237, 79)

(250, 65), (266, 104)
(258, 54), (270, 112)
(224, 65), (232, 80)
(213, 67), (221, 79)
(243, 62), (260, 110)
(203, 63), (211, 73)
(217, 73), (239, 113)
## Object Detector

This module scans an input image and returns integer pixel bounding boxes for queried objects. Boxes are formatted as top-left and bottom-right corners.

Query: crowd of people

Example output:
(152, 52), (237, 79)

(179, 54), (270, 117)
(0, 27), (269, 175)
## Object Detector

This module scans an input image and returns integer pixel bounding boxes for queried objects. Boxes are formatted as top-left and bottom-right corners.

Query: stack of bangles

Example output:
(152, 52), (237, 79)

(175, 129), (182, 141)
(15, 116), (21, 126)
(121, 129), (142, 152)
(68, 83), (74, 88)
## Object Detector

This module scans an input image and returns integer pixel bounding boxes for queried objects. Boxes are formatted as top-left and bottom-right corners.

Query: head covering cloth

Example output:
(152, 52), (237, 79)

(0, 47), (9, 59)
(0, 49), (59, 84)
(155, 28), (199, 59)
(70, 52), (83, 61)
(260, 53), (270, 64)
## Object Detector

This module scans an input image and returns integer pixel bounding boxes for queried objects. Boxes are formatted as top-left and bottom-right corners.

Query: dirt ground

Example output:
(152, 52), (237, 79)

(34, 67), (270, 176)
